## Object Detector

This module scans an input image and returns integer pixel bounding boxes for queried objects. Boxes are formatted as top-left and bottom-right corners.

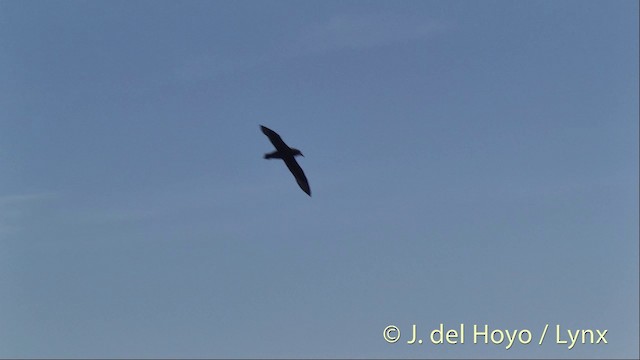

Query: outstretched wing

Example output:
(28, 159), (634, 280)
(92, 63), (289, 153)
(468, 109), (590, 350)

(261, 125), (288, 151)
(283, 157), (311, 196)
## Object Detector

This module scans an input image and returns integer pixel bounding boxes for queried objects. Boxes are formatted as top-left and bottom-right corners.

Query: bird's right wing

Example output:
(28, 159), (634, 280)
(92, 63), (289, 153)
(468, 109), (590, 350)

(260, 125), (287, 150)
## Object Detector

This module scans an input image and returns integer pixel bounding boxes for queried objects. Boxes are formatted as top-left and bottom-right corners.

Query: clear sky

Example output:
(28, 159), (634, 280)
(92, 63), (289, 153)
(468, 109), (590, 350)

(1, 1), (638, 358)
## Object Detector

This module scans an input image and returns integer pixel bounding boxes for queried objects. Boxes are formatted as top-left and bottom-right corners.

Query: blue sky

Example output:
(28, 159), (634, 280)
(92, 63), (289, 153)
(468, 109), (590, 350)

(1, 1), (638, 358)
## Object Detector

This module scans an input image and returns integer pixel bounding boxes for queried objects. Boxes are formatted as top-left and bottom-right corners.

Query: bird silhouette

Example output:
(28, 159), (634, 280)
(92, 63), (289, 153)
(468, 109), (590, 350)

(261, 125), (311, 196)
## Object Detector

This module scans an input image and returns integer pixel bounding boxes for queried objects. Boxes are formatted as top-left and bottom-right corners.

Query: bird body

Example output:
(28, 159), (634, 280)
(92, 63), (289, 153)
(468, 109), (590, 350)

(260, 125), (311, 196)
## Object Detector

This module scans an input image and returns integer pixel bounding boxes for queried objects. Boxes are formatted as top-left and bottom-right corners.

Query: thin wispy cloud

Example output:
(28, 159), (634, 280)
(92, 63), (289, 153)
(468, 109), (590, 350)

(173, 12), (447, 81)
(0, 192), (57, 235)
(174, 54), (261, 82)
(295, 13), (447, 53)
(0, 192), (57, 206)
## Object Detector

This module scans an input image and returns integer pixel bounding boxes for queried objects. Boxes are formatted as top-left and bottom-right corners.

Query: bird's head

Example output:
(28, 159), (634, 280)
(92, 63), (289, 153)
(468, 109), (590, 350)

(292, 148), (304, 157)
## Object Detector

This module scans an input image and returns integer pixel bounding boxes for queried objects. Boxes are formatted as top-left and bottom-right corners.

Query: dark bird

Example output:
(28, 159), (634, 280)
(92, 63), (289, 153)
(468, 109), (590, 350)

(261, 125), (311, 196)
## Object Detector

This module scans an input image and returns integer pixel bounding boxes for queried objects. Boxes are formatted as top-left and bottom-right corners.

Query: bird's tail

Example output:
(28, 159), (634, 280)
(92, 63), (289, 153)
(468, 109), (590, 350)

(264, 151), (280, 159)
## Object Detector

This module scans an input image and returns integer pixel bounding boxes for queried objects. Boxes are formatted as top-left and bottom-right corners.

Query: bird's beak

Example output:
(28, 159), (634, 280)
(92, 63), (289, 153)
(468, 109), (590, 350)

(301, 153), (305, 157)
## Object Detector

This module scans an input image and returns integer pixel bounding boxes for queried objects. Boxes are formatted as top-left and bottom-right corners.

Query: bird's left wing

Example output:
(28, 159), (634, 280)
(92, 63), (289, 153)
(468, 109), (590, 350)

(284, 157), (311, 196)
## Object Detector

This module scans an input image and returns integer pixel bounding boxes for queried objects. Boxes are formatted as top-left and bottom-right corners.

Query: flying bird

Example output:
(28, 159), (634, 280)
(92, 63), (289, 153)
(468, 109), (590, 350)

(260, 125), (311, 196)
